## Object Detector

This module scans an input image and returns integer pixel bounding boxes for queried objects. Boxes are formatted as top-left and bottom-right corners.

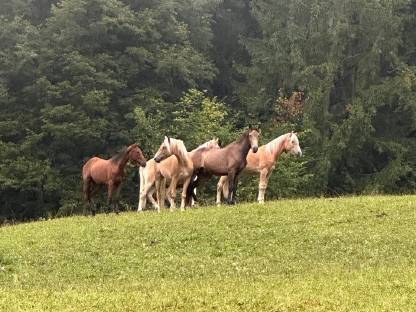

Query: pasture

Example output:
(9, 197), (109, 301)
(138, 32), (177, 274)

(1, 195), (415, 311)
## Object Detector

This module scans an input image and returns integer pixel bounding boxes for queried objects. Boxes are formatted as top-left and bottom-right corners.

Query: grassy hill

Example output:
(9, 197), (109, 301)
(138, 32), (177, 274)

(1, 196), (416, 311)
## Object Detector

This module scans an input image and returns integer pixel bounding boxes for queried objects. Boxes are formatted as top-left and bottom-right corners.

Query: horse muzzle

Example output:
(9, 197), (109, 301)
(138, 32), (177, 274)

(154, 156), (162, 163)
(252, 146), (258, 153)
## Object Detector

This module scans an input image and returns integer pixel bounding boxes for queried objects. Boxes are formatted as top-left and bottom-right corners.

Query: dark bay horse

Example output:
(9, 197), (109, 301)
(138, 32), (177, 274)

(217, 132), (302, 205)
(82, 143), (147, 215)
(187, 127), (260, 205)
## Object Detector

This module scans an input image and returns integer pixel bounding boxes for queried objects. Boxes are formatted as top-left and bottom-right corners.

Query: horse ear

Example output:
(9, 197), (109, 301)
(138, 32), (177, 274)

(248, 124), (252, 130)
(258, 129), (261, 135)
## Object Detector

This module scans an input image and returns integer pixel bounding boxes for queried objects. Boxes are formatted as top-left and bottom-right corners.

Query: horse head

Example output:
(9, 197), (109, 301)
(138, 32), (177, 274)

(154, 136), (172, 163)
(248, 126), (261, 153)
(284, 132), (302, 157)
(127, 144), (147, 167)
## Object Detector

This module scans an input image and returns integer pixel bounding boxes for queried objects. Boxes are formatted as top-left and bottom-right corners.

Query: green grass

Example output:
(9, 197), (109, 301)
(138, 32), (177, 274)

(1, 196), (416, 311)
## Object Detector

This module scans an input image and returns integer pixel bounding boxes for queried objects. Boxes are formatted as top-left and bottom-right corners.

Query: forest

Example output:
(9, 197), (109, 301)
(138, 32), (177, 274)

(0, 0), (415, 221)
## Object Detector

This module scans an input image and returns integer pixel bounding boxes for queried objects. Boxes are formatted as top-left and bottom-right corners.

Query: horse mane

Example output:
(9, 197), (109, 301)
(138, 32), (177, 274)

(194, 139), (217, 151)
(266, 133), (291, 154)
(111, 147), (128, 163)
(111, 143), (140, 163)
(169, 138), (188, 160)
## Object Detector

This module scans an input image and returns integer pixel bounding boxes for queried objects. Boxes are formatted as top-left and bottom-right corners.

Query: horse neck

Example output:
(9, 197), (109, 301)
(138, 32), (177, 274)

(172, 145), (192, 168)
(235, 134), (252, 158)
(114, 150), (130, 172)
(267, 134), (287, 161)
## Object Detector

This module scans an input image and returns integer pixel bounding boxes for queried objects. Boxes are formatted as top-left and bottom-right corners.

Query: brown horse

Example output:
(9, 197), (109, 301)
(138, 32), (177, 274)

(188, 127), (260, 205)
(216, 132), (302, 205)
(82, 143), (147, 215)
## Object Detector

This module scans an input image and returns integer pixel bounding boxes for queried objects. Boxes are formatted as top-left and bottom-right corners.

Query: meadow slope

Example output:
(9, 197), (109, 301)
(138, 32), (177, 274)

(1, 196), (416, 311)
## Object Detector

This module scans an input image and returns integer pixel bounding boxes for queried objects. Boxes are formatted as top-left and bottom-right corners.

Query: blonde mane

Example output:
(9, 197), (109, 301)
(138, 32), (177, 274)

(266, 133), (290, 154)
(168, 138), (188, 160)
(193, 139), (218, 151)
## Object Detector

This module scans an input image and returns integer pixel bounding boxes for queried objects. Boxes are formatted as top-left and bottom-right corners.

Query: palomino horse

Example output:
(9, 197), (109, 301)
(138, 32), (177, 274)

(187, 127), (260, 205)
(216, 132), (302, 205)
(82, 143), (147, 214)
(156, 138), (221, 210)
(138, 138), (220, 212)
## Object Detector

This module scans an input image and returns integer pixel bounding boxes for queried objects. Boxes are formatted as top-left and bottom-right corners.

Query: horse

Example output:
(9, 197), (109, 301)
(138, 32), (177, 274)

(187, 127), (260, 205)
(138, 138), (220, 212)
(82, 143), (147, 215)
(216, 132), (302, 205)
(156, 138), (221, 210)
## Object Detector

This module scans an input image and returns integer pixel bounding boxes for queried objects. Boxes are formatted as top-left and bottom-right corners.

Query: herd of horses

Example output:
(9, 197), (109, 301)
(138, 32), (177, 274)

(82, 127), (302, 214)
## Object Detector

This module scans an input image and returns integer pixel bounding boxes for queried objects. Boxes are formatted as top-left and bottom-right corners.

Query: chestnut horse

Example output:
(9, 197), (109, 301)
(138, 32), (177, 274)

(187, 127), (260, 205)
(138, 138), (220, 212)
(82, 143), (147, 215)
(216, 132), (302, 205)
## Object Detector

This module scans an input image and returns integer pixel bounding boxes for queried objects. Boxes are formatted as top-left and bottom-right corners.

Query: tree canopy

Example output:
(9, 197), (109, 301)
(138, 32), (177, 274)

(1, 0), (415, 221)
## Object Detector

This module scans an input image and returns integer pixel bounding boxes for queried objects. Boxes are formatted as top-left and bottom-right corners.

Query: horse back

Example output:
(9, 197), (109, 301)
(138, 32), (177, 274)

(244, 145), (273, 172)
(82, 157), (101, 179)
(202, 149), (233, 176)
(83, 157), (113, 184)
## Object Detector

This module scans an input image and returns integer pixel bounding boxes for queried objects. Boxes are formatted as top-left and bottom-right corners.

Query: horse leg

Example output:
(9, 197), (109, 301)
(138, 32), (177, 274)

(231, 173), (240, 204)
(186, 174), (198, 207)
(107, 182), (119, 214)
(180, 177), (192, 211)
(216, 176), (228, 206)
(166, 178), (178, 212)
(158, 177), (167, 210)
(226, 171), (236, 205)
(138, 182), (153, 212)
(89, 182), (101, 216)
(191, 187), (197, 207)
(113, 184), (122, 214)
(155, 176), (168, 212)
(147, 186), (160, 212)
(83, 178), (94, 215)
(258, 169), (270, 204)
(84, 178), (100, 216)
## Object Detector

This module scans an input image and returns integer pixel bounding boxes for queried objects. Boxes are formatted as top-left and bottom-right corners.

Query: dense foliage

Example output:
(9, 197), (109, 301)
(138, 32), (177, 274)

(0, 0), (415, 220)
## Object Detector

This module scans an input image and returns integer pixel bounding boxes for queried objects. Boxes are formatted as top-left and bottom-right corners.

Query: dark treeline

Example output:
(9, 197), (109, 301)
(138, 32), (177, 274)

(1, 0), (415, 221)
